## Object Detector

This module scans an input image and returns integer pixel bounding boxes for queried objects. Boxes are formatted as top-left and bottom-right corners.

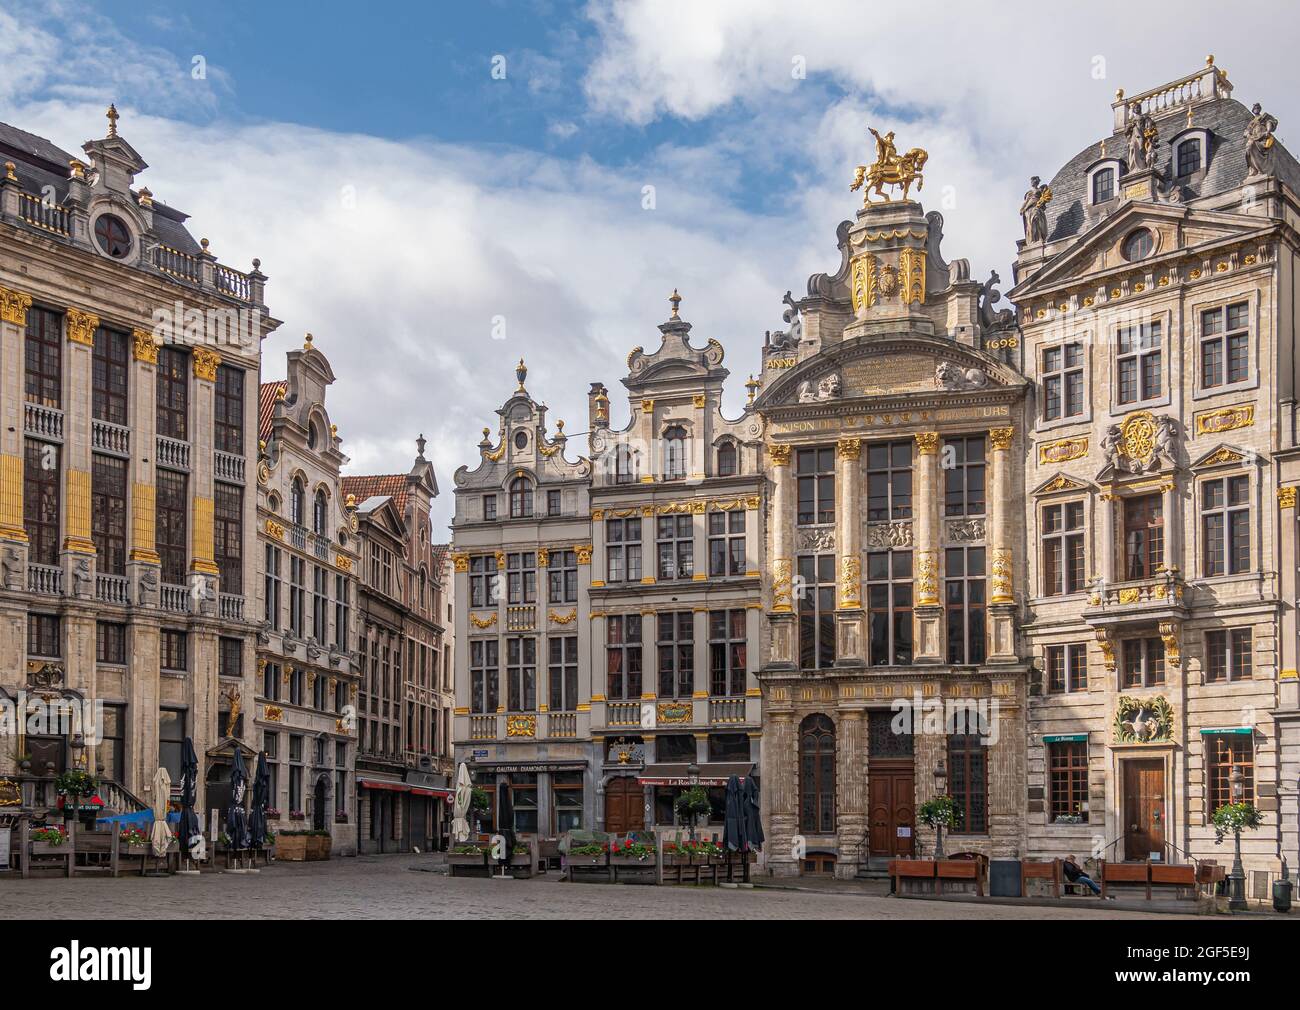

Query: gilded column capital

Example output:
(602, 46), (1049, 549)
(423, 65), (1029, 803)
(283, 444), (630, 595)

(132, 328), (159, 364)
(192, 346), (222, 381)
(1279, 486), (1297, 509)
(989, 427), (1015, 452)
(915, 432), (939, 455)
(66, 308), (99, 346)
(768, 443), (791, 466)
(0, 285), (33, 326)
(451, 552), (469, 572)
(836, 437), (862, 461)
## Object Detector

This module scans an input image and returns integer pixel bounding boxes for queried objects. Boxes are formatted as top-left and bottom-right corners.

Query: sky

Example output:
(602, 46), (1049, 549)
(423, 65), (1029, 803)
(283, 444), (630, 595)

(2, 0), (1297, 535)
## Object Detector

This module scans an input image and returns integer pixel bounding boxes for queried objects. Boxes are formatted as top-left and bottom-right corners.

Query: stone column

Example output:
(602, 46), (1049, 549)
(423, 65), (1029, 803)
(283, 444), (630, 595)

(692, 607), (709, 723)
(190, 348), (221, 613)
(0, 286), (31, 555)
(61, 310), (98, 599)
(641, 607), (657, 702)
(987, 426), (1017, 662)
(765, 707), (798, 876)
(589, 511), (606, 586)
(1279, 487), (1299, 709)
(912, 432), (942, 662)
(1098, 492), (1117, 587)
(835, 707), (866, 875)
(767, 443), (796, 668)
(1161, 476), (1179, 576)
(835, 438), (865, 666)
(127, 331), (161, 605)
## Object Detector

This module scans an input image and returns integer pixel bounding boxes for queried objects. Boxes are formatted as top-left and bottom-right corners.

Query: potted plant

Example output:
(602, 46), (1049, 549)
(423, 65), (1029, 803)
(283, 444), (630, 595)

(276, 830), (309, 861)
(30, 823), (67, 855)
(662, 841), (690, 866)
(119, 826), (149, 855)
(673, 786), (712, 841)
(448, 843), (487, 874)
(307, 829), (332, 861)
(55, 770), (100, 828)
(608, 838), (656, 866)
(918, 795), (958, 859)
(566, 841), (605, 867)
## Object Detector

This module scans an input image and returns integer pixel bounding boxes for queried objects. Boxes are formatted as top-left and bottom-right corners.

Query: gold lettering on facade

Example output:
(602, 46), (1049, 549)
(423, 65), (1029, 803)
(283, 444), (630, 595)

(1195, 404), (1254, 436)
(1038, 437), (1088, 465)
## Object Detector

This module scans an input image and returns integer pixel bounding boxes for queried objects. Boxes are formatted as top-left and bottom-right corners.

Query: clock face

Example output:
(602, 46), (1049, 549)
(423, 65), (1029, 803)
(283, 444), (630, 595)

(94, 214), (133, 258)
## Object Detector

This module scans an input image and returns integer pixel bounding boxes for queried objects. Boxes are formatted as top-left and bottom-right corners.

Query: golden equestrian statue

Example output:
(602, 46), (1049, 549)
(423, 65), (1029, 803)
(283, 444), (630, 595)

(851, 127), (929, 204)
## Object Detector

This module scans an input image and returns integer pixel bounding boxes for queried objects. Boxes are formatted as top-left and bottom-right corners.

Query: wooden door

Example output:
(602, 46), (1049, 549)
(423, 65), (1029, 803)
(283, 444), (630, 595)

(868, 763), (915, 857)
(604, 777), (644, 834)
(1123, 759), (1165, 861)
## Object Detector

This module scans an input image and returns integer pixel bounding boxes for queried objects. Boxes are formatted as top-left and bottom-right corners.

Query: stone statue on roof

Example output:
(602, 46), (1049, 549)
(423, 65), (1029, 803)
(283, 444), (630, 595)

(1245, 102), (1279, 177)
(1126, 105), (1157, 171)
(1019, 177), (1051, 244)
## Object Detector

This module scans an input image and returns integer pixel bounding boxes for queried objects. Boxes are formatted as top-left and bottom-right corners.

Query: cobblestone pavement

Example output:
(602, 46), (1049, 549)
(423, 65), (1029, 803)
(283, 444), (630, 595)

(0, 855), (1188, 919)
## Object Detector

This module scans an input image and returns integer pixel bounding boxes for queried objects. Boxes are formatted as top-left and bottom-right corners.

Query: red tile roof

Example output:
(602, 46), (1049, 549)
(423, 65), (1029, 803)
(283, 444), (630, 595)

(341, 474), (410, 518)
(258, 380), (287, 445)
(431, 543), (450, 573)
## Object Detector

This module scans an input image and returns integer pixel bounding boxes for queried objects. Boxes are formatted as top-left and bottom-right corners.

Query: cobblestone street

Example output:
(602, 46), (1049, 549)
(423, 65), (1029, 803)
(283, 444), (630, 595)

(0, 856), (1188, 919)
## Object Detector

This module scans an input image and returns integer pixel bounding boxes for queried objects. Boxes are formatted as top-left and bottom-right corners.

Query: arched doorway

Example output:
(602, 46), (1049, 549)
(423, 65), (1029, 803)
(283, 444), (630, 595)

(604, 776), (644, 833)
(312, 775), (330, 831)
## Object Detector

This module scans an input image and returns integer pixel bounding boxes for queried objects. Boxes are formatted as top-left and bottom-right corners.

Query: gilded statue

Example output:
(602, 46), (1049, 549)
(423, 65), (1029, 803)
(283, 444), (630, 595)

(851, 127), (928, 204)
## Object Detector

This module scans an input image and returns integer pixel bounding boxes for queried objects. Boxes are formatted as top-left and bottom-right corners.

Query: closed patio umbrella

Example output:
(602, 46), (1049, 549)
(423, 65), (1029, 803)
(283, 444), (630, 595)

(248, 751), (270, 850)
(149, 766), (173, 858)
(723, 774), (746, 852)
(742, 772), (764, 852)
(451, 763), (472, 842)
(178, 738), (203, 863)
(496, 779), (515, 868)
(227, 749), (252, 851)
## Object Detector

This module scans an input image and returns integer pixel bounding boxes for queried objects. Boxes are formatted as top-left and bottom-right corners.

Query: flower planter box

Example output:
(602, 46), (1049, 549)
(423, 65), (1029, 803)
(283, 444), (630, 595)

(565, 852), (605, 867)
(306, 835), (332, 861)
(448, 852), (489, 877)
(31, 842), (67, 856)
(276, 835), (309, 862)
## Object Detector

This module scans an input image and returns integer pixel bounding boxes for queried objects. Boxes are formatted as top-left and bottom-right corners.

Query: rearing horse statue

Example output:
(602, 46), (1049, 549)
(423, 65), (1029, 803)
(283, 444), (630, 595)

(851, 127), (929, 204)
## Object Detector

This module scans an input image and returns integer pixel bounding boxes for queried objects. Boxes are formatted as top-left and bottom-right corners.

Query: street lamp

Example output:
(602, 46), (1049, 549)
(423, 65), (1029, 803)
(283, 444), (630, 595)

(685, 762), (700, 842)
(1228, 766), (1247, 911)
(933, 757), (948, 860)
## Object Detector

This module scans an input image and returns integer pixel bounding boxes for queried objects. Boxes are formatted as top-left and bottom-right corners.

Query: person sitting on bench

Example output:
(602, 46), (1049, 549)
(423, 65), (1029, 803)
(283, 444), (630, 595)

(1063, 854), (1102, 896)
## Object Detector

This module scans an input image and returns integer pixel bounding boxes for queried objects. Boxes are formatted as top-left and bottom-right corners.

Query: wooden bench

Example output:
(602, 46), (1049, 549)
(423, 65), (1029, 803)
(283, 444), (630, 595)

(1021, 858), (1063, 898)
(937, 857), (985, 896)
(1100, 860), (1198, 900)
(889, 859), (936, 895)
(73, 824), (121, 877)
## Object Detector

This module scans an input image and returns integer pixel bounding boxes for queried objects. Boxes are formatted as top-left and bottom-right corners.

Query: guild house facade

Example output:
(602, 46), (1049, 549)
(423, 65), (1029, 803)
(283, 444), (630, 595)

(1012, 56), (1300, 882)
(0, 108), (275, 813)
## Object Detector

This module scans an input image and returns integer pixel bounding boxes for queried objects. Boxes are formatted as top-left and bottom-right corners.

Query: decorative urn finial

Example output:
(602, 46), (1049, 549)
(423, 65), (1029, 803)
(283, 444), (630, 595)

(416, 433), (427, 459)
(106, 103), (120, 137)
(669, 288), (682, 318)
(516, 358), (528, 392)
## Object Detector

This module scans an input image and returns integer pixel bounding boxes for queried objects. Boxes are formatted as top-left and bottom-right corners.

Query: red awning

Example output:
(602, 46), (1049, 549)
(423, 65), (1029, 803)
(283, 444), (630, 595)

(637, 762), (756, 787)
(358, 779), (409, 793)
(409, 787), (453, 799)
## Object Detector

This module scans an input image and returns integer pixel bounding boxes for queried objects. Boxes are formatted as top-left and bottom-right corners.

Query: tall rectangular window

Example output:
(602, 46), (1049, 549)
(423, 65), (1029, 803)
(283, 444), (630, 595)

(1207, 734), (1254, 809)
(96, 621), (126, 664)
(1200, 302), (1249, 389)
(1121, 637), (1165, 688)
(289, 556), (305, 635)
(469, 554), (495, 608)
(945, 546), (986, 665)
(265, 544), (282, 630)
(506, 638), (536, 711)
(156, 346), (189, 440)
(1042, 342), (1084, 420)
(1117, 321), (1162, 405)
(1042, 501), (1085, 596)
(709, 608), (747, 697)
(799, 554), (837, 670)
(708, 510), (746, 577)
(547, 549), (577, 603)
(24, 306), (62, 407)
(1123, 493), (1163, 580)
(470, 639), (499, 713)
(161, 629), (188, 672)
(867, 440), (913, 520)
(656, 611), (694, 698)
(289, 734), (303, 813)
(27, 613), (60, 658)
(796, 447), (835, 525)
(214, 482), (242, 594)
(91, 454), (127, 576)
(92, 325), (129, 424)
(262, 660), (281, 701)
(334, 574), (350, 651)
(943, 436), (986, 517)
(605, 518), (642, 583)
(159, 708), (186, 783)
(948, 734), (988, 834)
(23, 438), (60, 565)
(156, 469), (188, 584)
(1205, 628), (1252, 683)
(214, 364), (244, 454)
(1049, 741), (1089, 823)
(548, 636), (578, 711)
(1201, 475), (1250, 576)
(506, 551), (536, 604)
(1046, 643), (1088, 693)
(100, 705), (126, 784)
(656, 514), (694, 581)
(867, 550), (912, 666)
(312, 565), (328, 640)
(605, 614), (643, 700)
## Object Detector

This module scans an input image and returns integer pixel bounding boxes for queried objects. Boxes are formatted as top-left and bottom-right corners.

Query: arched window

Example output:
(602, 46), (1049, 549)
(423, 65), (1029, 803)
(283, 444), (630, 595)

(717, 441), (738, 477)
(1176, 138), (1201, 177)
(800, 714), (836, 834)
(615, 444), (638, 484)
(1122, 227), (1154, 262)
(290, 477), (305, 527)
(509, 477), (533, 518)
(664, 425), (687, 481)
(313, 489), (328, 535)
(1092, 166), (1115, 204)
(307, 421), (319, 451)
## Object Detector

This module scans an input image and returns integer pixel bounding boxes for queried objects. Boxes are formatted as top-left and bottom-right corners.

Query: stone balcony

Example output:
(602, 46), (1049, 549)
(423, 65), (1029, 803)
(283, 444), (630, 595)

(1083, 569), (1189, 629)
(590, 694), (761, 733)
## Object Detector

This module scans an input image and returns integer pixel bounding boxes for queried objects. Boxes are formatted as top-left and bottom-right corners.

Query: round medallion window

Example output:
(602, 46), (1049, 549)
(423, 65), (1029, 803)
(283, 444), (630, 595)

(514, 431), (528, 450)
(1121, 228), (1154, 262)
(94, 214), (133, 259)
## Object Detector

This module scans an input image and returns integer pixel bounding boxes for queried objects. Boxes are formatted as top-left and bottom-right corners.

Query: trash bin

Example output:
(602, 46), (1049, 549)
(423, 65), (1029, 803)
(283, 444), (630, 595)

(990, 859), (1022, 897)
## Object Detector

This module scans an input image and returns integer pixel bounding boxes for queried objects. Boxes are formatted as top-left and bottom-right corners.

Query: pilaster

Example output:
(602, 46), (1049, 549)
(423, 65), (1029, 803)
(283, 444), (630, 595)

(834, 437), (865, 666)
(987, 426), (1016, 662)
(913, 432), (942, 662)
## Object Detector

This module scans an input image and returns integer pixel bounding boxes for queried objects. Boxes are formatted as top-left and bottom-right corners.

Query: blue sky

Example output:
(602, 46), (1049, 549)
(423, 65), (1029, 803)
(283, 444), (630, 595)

(3, 1), (1297, 533)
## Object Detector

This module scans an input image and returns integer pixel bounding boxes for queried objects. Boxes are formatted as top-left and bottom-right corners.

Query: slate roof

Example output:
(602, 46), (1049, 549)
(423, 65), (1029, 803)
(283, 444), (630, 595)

(341, 474), (411, 519)
(1044, 97), (1300, 243)
(259, 380), (287, 445)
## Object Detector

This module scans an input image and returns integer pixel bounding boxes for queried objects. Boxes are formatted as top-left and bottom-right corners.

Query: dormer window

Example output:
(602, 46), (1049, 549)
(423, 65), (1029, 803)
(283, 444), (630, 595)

(1092, 167), (1115, 204)
(509, 476), (533, 518)
(93, 214), (132, 259)
(664, 425), (687, 481)
(717, 441), (738, 477)
(1169, 128), (1210, 180)
(1176, 138), (1201, 176)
